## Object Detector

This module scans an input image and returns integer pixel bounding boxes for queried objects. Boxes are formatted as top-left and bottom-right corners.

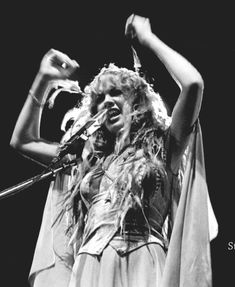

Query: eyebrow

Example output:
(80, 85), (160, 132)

(97, 87), (122, 96)
(109, 87), (122, 95)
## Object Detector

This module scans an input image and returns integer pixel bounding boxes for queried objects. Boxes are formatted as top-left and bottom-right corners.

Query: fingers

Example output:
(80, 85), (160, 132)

(125, 13), (135, 31)
(49, 49), (79, 73)
(58, 58), (79, 76)
(125, 14), (136, 39)
(125, 14), (152, 44)
(41, 49), (80, 79)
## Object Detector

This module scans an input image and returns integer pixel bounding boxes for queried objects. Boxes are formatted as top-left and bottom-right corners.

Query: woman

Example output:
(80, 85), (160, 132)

(10, 14), (217, 287)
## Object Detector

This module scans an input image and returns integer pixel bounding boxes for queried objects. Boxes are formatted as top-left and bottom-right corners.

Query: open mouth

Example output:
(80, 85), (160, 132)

(107, 108), (121, 122)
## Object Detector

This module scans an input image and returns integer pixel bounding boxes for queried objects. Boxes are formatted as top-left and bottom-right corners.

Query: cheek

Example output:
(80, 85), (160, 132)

(116, 96), (126, 111)
(95, 94), (105, 112)
(96, 101), (105, 112)
(97, 104), (102, 112)
(120, 100), (132, 115)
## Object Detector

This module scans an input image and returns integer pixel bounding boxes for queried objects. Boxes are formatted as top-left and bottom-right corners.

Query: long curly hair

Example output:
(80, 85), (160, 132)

(59, 64), (172, 244)
(62, 63), (171, 156)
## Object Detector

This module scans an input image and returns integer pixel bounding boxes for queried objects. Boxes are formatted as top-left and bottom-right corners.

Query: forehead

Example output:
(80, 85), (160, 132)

(95, 74), (120, 93)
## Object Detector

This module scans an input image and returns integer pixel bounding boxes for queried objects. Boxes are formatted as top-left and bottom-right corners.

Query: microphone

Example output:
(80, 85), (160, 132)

(57, 109), (108, 159)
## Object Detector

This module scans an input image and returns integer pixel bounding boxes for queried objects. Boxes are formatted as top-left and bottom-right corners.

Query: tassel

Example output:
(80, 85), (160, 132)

(131, 46), (142, 74)
(43, 79), (82, 109)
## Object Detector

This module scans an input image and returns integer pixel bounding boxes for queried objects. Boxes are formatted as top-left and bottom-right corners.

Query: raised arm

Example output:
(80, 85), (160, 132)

(10, 49), (79, 166)
(125, 14), (204, 172)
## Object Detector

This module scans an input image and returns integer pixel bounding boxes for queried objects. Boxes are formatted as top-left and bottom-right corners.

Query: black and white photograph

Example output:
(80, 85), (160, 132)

(0, 1), (234, 286)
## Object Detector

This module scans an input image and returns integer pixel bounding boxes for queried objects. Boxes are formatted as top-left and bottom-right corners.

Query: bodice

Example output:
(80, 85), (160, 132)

(77, 146), (172, 255)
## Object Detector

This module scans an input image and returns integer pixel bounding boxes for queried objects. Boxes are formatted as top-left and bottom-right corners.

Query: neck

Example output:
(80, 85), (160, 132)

(114, 132), (130, 155)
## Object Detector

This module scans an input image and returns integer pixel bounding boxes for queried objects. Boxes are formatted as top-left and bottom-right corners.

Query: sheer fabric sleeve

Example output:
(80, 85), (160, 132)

(161, 120), (218, 287)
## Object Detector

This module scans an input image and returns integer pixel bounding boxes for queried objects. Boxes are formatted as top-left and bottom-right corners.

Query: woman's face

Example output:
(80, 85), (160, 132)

(96, 75), (126, 135)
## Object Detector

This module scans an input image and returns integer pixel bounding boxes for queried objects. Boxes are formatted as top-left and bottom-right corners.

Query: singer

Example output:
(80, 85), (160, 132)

(10, 14), (217, 287)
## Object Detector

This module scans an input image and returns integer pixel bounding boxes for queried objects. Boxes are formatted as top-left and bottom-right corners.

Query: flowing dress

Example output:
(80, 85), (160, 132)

(29, 122), (218, 287)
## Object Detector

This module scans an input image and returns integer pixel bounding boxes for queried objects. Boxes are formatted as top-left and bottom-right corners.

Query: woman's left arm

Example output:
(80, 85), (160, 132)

(125, 14), (204, 171)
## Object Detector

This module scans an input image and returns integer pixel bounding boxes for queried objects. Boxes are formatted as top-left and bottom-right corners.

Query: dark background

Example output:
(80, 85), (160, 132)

(0, 1), (234, 286)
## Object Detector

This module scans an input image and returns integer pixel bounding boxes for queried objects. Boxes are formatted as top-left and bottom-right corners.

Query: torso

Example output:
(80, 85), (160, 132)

(78, 145), (173, 255)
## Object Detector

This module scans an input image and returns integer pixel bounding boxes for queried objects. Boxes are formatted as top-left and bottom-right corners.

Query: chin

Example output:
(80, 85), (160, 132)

(106, 121), (124, 135)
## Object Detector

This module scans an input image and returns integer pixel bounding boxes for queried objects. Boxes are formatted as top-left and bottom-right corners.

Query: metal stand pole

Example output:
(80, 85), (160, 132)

(0, 160), (76, 200)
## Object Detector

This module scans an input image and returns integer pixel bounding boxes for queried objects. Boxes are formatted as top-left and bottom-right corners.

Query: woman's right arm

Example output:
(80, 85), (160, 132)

(10, 49), (79, 166)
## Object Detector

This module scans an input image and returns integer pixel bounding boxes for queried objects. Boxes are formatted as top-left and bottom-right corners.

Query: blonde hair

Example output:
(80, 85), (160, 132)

(61, 63), (171, 154)
(59, 64), (172, 242)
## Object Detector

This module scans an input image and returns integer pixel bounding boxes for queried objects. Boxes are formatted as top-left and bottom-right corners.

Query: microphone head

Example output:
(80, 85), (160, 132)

(84, 108), (108, 136)
(58, 108), (108, 158)
(92, 108), (108, 125)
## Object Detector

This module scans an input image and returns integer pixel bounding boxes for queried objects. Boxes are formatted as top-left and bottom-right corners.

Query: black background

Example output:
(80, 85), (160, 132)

(0, 1), (234, 286)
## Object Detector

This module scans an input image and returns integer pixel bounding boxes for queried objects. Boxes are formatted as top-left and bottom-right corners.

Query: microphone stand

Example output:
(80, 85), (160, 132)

(0, 108), (107, 201)
(0, 159), (77, 200)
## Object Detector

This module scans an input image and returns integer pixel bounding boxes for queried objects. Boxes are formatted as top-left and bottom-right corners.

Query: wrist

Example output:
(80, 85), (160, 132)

(30, 72), (51, 93)
(36, 71), (52, 83)
(28, 73), (51, 107)
(138, 32), (156, 46)
(29, 91), (46, 108)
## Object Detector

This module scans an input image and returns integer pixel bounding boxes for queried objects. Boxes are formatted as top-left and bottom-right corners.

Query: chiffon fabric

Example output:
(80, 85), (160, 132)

(29, 122), (218, 287)
(69, 244), (165, 287)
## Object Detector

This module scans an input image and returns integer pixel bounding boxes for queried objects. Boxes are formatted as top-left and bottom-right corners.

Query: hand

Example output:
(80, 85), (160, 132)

(39, 49), (79, 80)
(125, 14), (153, 44)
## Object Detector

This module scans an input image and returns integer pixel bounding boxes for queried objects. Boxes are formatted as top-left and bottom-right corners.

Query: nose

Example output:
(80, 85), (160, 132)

(103, 94), (115, 109)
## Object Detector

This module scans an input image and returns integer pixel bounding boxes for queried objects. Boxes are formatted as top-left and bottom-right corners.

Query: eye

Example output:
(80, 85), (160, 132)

(110, 88), (122, 97)
(96, 93), (105, 104)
